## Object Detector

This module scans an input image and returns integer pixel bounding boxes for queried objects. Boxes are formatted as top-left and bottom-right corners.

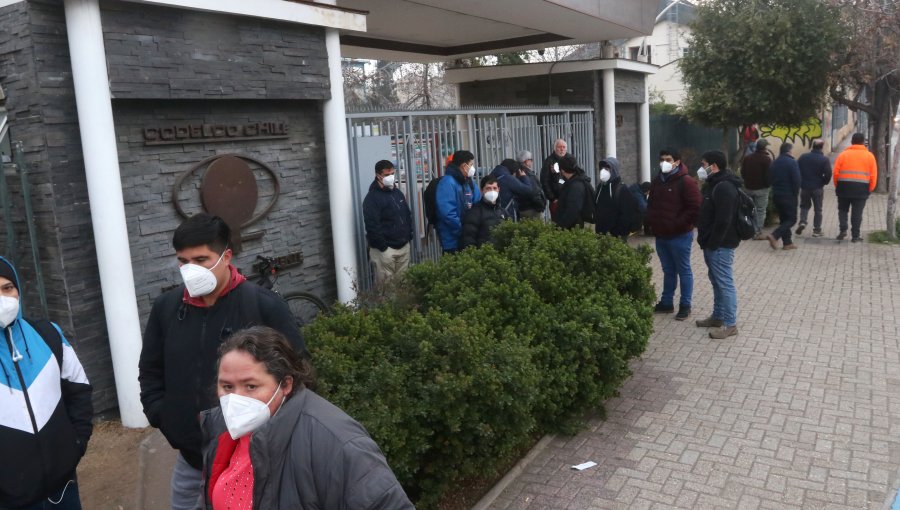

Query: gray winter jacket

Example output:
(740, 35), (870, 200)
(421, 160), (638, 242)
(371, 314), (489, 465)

(200, 389), (414, 509)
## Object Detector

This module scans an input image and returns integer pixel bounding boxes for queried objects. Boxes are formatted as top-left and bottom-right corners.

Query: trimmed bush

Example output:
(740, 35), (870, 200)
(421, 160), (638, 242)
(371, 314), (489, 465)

(305, 221), (654, 508)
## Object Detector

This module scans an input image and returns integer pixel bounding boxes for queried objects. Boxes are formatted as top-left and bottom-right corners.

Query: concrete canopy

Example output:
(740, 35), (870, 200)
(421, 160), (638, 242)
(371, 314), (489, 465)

(337, 0), (660, 62)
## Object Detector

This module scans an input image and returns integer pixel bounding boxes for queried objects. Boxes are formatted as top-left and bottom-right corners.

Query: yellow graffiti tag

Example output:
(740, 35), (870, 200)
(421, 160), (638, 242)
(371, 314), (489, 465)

(759, 119), (823, 146)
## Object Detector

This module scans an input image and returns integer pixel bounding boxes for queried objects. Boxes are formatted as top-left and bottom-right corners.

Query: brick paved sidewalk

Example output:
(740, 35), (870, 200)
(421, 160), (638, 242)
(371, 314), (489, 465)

(487, 191), (900, 509)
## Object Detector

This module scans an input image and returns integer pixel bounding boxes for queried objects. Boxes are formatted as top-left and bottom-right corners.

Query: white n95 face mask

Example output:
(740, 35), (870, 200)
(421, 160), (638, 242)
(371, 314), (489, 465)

(697, 167), (708, 181)
(467, 165), (476, 178)
(0, 296), (19, 329)
(660, 161), (674, 174)
(599, 169), (611, 183)
(179, 250), (226, 297)
(382, 174), (396, 188)
(484, 190), (499, 204)
(219, 382), (283, 439)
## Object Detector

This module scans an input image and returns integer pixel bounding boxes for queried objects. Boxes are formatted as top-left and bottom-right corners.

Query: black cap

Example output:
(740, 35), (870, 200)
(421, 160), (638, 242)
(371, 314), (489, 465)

(0, 261), (17, 290)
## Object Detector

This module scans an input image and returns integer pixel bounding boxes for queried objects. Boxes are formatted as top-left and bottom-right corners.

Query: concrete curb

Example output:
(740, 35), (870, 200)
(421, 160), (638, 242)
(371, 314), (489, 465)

(136, 430), (177, 510)
(471, 434), (556, 510)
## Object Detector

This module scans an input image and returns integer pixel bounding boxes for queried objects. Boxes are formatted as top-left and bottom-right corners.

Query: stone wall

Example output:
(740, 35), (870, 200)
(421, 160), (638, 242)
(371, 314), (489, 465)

(114, 99), (334, 322)
(100, 1), (329, 101)
(0, 0), (333, 413)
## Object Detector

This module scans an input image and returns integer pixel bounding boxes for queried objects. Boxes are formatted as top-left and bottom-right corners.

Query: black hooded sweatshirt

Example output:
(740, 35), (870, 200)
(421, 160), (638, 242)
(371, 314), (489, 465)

(697, 169), (743, 250)
(593, 157), (639, 238)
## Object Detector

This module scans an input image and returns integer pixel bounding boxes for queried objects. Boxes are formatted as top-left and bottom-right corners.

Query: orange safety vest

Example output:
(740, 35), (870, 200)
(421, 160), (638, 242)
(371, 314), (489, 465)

(833, 144), (877, 192)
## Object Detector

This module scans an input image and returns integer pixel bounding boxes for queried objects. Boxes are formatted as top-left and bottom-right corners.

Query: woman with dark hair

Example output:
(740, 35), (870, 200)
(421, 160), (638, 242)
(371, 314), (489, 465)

(199, 326), (413, 509)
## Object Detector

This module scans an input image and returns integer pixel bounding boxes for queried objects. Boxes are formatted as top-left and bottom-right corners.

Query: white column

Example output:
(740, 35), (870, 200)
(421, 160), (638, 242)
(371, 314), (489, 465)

(323, 26), (357, 303)
(602, 69), (616, 158)
(640, 78), (651, 183)
(63, 0), (147, 427)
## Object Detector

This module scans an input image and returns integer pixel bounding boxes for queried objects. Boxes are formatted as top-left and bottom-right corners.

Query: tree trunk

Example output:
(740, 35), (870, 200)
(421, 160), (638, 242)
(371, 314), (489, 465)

(887, 121), (900, 240)
(871, 80), (891, 192)
(728, 127), (745, 172)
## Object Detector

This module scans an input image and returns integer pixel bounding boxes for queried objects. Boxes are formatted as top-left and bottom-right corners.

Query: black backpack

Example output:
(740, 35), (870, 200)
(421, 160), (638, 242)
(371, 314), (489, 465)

(734, 188), (758, 240)
(581, 179), (595, 223)
(423, 176), (442, 231)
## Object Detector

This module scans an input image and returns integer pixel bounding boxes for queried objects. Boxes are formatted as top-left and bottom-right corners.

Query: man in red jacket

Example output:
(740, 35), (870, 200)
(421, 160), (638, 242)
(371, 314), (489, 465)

(832, 133), (877, 242)
(645, 148), (702, 321)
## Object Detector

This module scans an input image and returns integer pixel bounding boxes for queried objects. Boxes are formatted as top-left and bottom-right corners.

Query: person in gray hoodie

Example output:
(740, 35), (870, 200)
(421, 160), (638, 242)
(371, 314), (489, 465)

(593, 156), (640, 240)
(201, 326), (413, 510)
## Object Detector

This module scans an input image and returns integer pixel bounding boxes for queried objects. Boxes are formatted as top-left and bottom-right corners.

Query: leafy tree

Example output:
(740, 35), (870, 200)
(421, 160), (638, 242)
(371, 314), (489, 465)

(827, 0), (899, 234)
(679, 0), (846, 163)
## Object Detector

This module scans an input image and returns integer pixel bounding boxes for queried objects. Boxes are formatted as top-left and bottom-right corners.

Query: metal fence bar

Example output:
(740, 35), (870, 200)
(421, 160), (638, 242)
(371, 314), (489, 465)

(349, 106), (595, 289)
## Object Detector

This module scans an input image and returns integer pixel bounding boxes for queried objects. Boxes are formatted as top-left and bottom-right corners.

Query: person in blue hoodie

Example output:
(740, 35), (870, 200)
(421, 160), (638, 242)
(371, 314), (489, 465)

(435, 150), (481, 253)
(766, 143), (801, 250)
(0, 257), (93, 510)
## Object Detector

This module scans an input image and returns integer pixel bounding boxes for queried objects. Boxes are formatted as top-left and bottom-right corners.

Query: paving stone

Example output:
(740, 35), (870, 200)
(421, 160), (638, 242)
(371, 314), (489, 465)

(485, 178), (900, 508)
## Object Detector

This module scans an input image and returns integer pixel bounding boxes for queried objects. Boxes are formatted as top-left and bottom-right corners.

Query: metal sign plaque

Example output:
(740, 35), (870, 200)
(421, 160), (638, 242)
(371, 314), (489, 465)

(143, 122), (288, 145)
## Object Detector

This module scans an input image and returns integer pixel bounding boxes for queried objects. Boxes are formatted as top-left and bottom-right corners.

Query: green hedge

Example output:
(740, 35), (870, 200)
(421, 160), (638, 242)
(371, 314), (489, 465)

(304, 221), (654, 508)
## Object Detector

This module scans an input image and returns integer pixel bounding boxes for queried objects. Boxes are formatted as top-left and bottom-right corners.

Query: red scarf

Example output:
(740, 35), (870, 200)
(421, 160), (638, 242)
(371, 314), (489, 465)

(182, 265), (247, 308)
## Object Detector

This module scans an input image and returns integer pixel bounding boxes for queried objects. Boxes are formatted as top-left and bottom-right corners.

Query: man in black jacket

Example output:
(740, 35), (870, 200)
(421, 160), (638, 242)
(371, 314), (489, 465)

(362, 160), (414, 283)
(460, 175), (507, 249)
(696, 150), (742, 339)
(540, 139), (571, 221)
(593, 156), (639, 240)
(795, 139), (832, 237)
(554, 155), (593, 230)
(138, 213), (306, 510)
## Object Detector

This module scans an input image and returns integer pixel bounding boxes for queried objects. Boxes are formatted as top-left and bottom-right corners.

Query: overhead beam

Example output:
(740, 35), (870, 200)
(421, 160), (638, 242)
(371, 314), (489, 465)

(120, 0), (367, 32)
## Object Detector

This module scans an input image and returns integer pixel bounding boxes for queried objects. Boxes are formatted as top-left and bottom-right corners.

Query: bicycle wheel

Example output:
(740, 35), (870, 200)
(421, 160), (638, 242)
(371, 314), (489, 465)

(283, 291), (329, 327)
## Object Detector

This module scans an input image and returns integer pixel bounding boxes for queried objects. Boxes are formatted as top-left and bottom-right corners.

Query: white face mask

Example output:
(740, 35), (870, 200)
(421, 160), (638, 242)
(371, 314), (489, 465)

(0, 296), (19, 329)
(179, 250), (227, 298)
(466, 164), (476, 178)
(484, 190), (499, 204)
(660, 161), (674, 174)
(697, 166), (708, 181)
(599, 169), (611, 183)
(220, 381), (283, 440)
(381, 174), (396, 188)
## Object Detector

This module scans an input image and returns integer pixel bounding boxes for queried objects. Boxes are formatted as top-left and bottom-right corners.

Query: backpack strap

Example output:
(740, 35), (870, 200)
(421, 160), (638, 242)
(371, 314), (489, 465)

(29, 319), (63, 371)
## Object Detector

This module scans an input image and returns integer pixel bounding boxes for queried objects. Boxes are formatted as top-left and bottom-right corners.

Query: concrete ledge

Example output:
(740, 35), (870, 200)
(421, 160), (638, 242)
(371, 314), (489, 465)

(136, 430), (177, 510)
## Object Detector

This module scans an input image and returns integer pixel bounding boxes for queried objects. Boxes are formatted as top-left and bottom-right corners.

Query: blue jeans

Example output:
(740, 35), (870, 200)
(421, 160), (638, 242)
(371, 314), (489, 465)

(703, 248), (737, 327)
(12, 478), (81, 510)
(655, 231), (694, 307)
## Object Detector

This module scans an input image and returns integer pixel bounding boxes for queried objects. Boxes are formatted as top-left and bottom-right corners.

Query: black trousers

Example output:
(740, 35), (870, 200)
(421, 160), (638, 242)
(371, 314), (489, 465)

(771, 194), (798, 245)
(837, 196), (867, 239)
(799, 188), (824, 231)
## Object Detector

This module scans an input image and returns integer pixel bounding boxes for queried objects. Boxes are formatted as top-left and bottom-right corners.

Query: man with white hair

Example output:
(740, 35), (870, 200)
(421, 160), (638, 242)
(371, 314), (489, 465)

(540, 139), (571, 221)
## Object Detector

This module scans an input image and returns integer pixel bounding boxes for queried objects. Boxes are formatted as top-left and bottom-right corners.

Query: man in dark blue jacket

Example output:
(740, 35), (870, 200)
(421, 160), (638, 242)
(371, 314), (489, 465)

(795, 139), (832, 237)
(362, 160), (414, 283)
(766, 143), (801, 250)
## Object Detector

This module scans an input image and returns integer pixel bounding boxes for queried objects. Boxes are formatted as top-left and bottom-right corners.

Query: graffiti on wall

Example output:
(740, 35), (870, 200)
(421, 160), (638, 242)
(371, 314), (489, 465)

(759, 118), (823, 147)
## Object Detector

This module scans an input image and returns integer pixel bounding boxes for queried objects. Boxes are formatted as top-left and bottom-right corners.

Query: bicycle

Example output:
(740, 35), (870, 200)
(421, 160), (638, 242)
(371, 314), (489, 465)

(250, 254), (329, 328)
